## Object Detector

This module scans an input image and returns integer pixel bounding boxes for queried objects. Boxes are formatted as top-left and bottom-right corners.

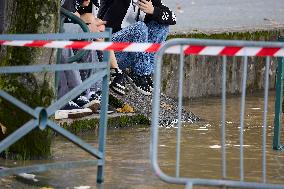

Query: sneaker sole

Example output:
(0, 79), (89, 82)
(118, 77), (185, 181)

(110, 85), (125, 96)
(68, 111), (93, 119)
(96, 109), (115, 114)
(127, 75), (152, 96)
(55, 108), (93, 119)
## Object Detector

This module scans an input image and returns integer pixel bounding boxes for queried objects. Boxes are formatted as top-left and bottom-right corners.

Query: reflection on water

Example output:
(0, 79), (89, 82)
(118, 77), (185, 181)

(1, 91), (284, 188)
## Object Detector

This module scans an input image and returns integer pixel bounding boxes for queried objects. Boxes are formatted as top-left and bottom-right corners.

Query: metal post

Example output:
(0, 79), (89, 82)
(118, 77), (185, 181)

(240, 56), (248, 181)
(273, 56), (284, 150)
(97, 29), (112, 183)
(221, 56), (227, 179)
(273, 36), (284, 150)
(176, 45), (185, 177)
(262, 57), (270, 183)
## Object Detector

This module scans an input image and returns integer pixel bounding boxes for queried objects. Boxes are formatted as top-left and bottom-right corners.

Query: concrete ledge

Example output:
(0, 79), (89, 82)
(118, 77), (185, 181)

(56, 113), (150, 134)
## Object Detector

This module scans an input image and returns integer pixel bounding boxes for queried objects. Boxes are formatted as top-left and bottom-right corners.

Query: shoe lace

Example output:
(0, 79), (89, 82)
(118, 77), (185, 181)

(69, 101), (81, 108)
(90, 91), (102, 101)
(77, 96), (89, 102)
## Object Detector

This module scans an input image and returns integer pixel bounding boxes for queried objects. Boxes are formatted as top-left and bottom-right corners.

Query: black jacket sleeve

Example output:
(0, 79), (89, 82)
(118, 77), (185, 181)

(98, 0), (130, 33)
(145, 0), (176, 25)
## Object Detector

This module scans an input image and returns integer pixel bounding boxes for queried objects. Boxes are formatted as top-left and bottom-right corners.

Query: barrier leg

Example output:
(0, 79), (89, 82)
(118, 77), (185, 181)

(273, 56), (284, 150)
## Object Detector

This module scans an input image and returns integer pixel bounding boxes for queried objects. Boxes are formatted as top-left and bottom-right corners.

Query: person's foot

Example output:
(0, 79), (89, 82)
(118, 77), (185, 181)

(87, 92), (101, 112)
(73, 96), (90, 108)
(127, 72), (152, 95)
(88, 91), (116, 114)
(110, 68), (126, 95)
(55, 101), (92, 119)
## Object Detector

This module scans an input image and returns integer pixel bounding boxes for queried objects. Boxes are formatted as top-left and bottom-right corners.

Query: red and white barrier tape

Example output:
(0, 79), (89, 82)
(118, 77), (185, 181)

(1, 40), (284, 57)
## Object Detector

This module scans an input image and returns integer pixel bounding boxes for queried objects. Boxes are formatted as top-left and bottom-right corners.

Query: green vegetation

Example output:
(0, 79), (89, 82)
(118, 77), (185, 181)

(168, 29), (282, 41)
(0, 0), (59, 160)
(59, 114), (150, 134)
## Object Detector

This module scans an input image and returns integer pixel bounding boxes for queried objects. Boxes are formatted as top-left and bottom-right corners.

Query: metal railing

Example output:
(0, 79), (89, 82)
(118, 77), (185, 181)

(150, 38), (284, 188)
(273, 36), (284, 150)
(0, 30), (111, 183)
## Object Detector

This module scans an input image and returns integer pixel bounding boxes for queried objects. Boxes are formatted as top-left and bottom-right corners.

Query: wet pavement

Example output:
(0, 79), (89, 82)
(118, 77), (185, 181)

(163, 0), (284, 34)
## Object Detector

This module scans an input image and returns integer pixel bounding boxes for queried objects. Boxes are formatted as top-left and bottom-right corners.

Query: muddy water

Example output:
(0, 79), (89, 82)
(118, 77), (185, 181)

(1, 91), (284, 189)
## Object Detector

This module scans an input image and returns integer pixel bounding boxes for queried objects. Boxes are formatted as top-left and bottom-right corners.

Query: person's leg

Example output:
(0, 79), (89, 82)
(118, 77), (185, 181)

(112, 21), (151, 76)
(57, 71), (69, 99)
(58, 49), (83, 99)
(146, 21), (169, 67)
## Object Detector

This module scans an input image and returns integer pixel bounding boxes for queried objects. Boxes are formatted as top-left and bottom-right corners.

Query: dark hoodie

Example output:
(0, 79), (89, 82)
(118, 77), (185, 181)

(98, 0), (176, 33)
(62, 0), (99, 14)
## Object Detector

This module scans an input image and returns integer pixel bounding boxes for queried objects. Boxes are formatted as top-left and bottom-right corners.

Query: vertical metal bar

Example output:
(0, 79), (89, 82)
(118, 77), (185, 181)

(97, 29), (111, 183)
(273, 56), (284, 150)
(240, 56), (248, 181)
(185, 182), (193, 189)
(221, 56), (227, 179)
(262, 57), (270, 183)
(55, 48), (62, 99)
(176, 45), (185, 178)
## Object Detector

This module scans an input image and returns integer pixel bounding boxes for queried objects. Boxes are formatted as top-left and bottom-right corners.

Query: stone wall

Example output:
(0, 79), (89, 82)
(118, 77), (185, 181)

(161, 29), (284, 99)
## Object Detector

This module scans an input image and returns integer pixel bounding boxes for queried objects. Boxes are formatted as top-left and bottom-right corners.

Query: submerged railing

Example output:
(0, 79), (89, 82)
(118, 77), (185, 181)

(150, 38), (284, 188)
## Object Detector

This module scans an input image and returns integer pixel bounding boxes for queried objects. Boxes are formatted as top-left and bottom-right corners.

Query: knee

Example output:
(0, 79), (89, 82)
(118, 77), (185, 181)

(147, 21), (169, 34)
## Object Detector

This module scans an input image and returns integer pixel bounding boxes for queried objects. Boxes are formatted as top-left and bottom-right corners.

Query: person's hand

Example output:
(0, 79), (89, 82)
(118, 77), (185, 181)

(137, 0), (154, 15)
(94, 18), (106, 32)
(88, 22), (100, 33)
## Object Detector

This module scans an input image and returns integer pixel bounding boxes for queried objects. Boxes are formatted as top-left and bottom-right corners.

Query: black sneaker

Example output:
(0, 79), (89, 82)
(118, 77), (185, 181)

(73, 96), (90, 108)
(89, 91), (115, 114)
(88, 91), (101, 112)
(110, 68), (126, 95)
(89, 91), (102, 102)
(127, 72), (152, 96)
(61, 101), (83, 111)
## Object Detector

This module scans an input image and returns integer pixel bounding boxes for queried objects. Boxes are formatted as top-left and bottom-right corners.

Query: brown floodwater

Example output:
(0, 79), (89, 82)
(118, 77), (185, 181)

(1, 91), (284, 189)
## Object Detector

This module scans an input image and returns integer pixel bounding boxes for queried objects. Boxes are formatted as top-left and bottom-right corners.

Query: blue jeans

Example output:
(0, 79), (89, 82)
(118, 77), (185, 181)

(112, 21), (169, 76)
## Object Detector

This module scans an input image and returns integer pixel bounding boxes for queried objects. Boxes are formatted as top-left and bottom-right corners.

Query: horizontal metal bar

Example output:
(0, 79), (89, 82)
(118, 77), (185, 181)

(0, 62), (108, 74)
(0, 159), (101, 177)
(189, 178), (284, 189)
(0, 31), (112, 41)
(155, 171), (284, 189)
(165, 38), (284, 48)
(47, 120), (103, 159)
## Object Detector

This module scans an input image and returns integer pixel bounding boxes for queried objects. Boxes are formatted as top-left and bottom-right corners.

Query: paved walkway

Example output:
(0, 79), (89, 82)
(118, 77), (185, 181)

(163, 0), (284, 34)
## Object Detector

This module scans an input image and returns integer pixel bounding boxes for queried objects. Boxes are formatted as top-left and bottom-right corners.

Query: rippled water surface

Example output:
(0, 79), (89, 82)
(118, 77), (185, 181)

(1, 91), (284, 188)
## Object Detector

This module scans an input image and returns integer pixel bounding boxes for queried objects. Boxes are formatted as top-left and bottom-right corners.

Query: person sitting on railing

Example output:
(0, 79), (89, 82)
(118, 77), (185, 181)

(63, 0), (127, 96)
(56, 0), (118, 119)
(98, 0), (176, 95)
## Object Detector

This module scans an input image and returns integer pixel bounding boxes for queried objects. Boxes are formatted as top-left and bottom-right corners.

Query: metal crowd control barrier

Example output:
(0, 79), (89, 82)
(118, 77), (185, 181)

(151, 38), (284, 189)
(273, 36), (284, 150)
(0, 31), (112, 183)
